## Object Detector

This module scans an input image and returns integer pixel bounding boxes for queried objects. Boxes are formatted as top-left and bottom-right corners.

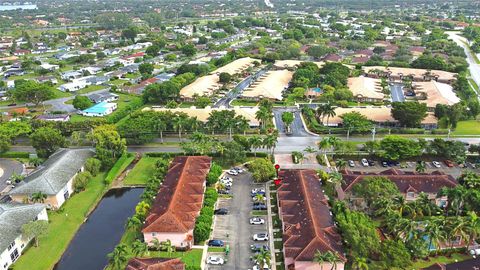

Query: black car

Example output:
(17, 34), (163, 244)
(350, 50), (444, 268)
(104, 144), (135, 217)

(381, 161), (388, 167)
(208, 240), (225, 247)
(214, 208), (229, 215)
(253, 202), (266, 206)
(367, 159), (375, 166)
(217, 189), (231, 195)
(253, 204), (267, 210)
(250, 244), (269, 252)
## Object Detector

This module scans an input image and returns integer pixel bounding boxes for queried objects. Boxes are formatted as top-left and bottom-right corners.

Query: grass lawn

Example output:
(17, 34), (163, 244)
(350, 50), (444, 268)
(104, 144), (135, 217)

(13, 172), (108, 270)
(75, 85), (105, 94)
(207, 247), (225, 252)
(52, 89), (72, 99)
(408, 253), (471, 269)
(230, 99), (259, 106)
(123, 156), (160, 185)
(453, 120), (480, 135)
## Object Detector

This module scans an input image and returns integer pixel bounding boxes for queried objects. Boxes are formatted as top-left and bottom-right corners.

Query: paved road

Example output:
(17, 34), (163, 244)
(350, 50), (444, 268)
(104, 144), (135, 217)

(213, 69), (268, 108)
(447, 31), (480, 97)
(273, 107), (311, 137)
(390, 83), (405, 102)
(0, 158), (24, 192)
(207, 171), (267, 269)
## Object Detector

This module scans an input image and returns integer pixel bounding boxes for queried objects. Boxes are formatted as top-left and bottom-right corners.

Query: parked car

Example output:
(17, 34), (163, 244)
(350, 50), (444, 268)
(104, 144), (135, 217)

(250, 217), (265, 225)
(250, 244), (269, 252)
(381, 161), (388, 167)
(227, 169), (238, 175)
(208, 240), (225, 247)
(367, 159), (375, 166)
(348, 160), (355, 167)
(432, 161), (441, 168)
(361, 158), (369, 167)
(253, 264), (270, 270)
(214, 208), (229, 215)
(444, 160), (454, 167)
(387, 161), (400, 166)
(253, 233), (269, 241)
(217, 189), (231, 195)
(253, 204), (267, 210)
(233, 167), (244, 173)
(251, 188), (266, 197)
(252, 195), (266, 202)
(206, 256), (225, 265)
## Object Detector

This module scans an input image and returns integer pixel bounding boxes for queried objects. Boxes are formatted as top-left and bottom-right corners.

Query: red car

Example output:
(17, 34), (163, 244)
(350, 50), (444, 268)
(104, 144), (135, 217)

(444, 160), (454, 167)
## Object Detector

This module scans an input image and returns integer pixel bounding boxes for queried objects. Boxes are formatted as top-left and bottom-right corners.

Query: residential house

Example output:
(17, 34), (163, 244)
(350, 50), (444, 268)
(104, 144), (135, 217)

(423, 257), (480, 270)
(348, 76), (385, 102)
(39, 63), (59, 71)
(61, 70), (83, 81)
(126, 258), (185, 270)
(142, 156), (212, 249)
(36, 114), (70, 122)
(0, 203), (48, 269)
(9, 149), (95, 209)
(59, 80), (87, 92)
(88, 92), (119, 104)
(277, 169), (346, 270)
(82, 102), (117, 117)
(36, 76), (58, 85)
(241, 70), (293, 101)
(339, 168), (458, 207)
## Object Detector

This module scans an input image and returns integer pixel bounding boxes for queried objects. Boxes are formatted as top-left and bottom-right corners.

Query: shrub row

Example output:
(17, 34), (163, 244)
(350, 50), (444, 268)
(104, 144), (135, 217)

(193, 187), (218, 244)
(206, 163), (222, 186)
(106, 97), (143, 124)
(104, 153), (134, 184)
(0, 151), (30, 158)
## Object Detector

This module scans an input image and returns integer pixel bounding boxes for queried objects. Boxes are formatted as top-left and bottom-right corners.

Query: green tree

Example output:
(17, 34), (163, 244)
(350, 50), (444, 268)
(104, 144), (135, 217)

(11, 80), (55, 106)
(181, 44), (197, 57)
(139, 63), (154, 76)
(108, 244), (129, 270)
(84, 158), (101, 176)
(30, 192), (47, 203)
(352, 257), (369, 270)
(378, 136), (423, 161)
(415, 160), (427, 173)
(221, 141), (246, 165)
(281, 111), (294, 129)
(90, 125), (127, 168)
(121, 27), (138, 41)
(146, 45), (160, 56)
(73, 171), (92, 192)
(249, 158), (276, 182)
(352, 176), (400, 208)
(391, 102), (428, 128)
(248, 135), (263, 157)
(379, 240), (411, 269)
(340, 112), (372, 140)
(160, 239), (175, 256)
(131, 239), (149, 257)
(72, 95), (93, 110)
(30, 127), (67, 158)
(219, 72), (232, 84)
(0, 134), (10, 153)
(22, 220), (48, 247)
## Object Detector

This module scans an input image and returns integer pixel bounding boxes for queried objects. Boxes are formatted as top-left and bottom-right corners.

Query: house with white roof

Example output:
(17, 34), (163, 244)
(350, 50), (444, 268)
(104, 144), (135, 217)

(0, 203), (48, 269)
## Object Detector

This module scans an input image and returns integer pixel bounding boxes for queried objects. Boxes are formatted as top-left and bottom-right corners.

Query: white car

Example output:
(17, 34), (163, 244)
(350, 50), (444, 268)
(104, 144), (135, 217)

(253, 233), (269, 241)
(250, 217), (265, 225)
(348, 160), (355, 167)
(253, 264), (270, 270)
(233, 167), (244, 173)
(227, 170), (238, 175)
(432, 161), (441, 168)
(207, 256), (225, 265)
(361, 158), (369, 167)
(251, 188), (265, 194)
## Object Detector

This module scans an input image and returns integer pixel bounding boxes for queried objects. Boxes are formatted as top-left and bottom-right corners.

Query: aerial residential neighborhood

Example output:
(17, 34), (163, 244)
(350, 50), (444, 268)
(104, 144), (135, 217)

(1, 0), (480, 270)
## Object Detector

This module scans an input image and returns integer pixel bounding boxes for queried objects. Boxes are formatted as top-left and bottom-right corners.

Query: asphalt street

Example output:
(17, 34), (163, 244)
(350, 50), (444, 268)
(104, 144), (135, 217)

(0, 158), (24, 192)
(390, 83), (405, 102)
(207, 171), (268, 269)
(273, 107), (311, 137)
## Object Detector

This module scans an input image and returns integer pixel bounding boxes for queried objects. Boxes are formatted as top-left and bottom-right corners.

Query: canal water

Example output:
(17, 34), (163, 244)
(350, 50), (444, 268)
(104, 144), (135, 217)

(54, 188), (144, 270)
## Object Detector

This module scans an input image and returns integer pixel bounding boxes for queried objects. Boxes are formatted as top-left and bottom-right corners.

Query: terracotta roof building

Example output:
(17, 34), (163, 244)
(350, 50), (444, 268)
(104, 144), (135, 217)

(277, 169), (346, 270)
(142, 156), (212, 249)
(125, 258), (185, 270)
(340, 168), (457, 206)
(422, 257), (480, 270)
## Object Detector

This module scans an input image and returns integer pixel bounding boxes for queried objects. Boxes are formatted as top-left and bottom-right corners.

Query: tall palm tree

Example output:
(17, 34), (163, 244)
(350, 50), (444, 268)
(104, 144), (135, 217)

(318, 137), (331, 154)
(445, 216), (467, 251)
(108, 244), (129, 270)
(254, 248), (271, 269)
(255, 107), (271, 129)
(313, 250), (340, 270)
(249, 135), (263, 156)
(131, 240), (149, 257)
(416, 161), (427, 173)
(323, 104), (336, 127)
(125, 215), (142, 231)
(155, 120), (166, 144)
(263, 133), (278, 155)
(464, 211), (480, 251)
(316, 105), (326, 123)
(335, 159), (347, 170)
(352, 257), (369, 270)
(327, 136), (341, 149)
(30, 192), (47, 203)
(161, 239), (175, 256)
(172, 115), (187, 141)
(424, 216), (446, 254)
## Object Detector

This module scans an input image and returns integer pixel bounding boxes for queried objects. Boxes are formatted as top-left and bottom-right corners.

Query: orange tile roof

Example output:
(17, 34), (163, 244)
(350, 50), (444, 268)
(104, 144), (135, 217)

(142, 156), (212, 233)
(126, 258), (185, 270)
(277, 169), (346, 262)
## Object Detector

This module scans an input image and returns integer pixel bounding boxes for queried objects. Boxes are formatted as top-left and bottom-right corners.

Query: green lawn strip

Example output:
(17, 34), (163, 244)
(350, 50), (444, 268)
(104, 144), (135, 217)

(469, 78), (480, 93)
(75, 85), (105, 94)
(207, 247), (225, 252)
(452, 120), (480, 135)
(251, 210), (267, 216)
(230, 99), (259, 106)
(406, 253), (471, 269)
(52, 89), (72, 99)
(105, 153), (136, 184)
(12, 172), (108, 270)
(123, 156), (160, 185)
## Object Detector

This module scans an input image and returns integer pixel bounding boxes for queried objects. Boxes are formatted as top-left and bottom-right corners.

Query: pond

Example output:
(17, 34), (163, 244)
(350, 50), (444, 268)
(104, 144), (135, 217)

(54, 188), (144, 270)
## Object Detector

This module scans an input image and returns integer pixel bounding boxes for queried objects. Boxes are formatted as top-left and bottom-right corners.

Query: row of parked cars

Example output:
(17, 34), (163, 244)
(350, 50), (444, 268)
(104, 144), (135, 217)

(250, 186), (270, 270)
(347, 158), (477, 169)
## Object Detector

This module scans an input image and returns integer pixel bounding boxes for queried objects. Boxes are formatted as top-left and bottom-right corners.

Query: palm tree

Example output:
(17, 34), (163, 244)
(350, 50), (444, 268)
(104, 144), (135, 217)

(108, 244), (128, 270)
(255, 193), (265, 202)
(249, 135), (263, 157)
(172, 115), (187, 141)
(131, 240), (149, 257)
(335, 159), (347, 170)
(263, 133), (278, 155)
(323, 104), (336, 127)
(352, 257), (368, 270)
(318, 137), (331, 154)
(424, 216), (446, 254)
(30, 192), (47, 203)
(160, 239), (175, 256)
(464, 211), (480, 251)
(255, 107), (271, 129)
(304, 146), (316, 154)
(316, 105), (326, 123)
(313, 250), (340, 270)
(327, 136), (341, 149)
(155, 121), (166, 143)
(445, 216), (467, 251)
(151, 238), (161, 251)
(416, 161), (427, 173)
(254, 248), (271, 269)
(125, 215), (142, 231)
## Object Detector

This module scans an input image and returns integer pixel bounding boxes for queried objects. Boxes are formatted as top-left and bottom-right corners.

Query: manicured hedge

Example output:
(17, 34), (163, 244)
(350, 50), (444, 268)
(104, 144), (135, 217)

(193, 187), (218, 244)
(104, 153), (135, 184)
(0, 151), (30, 158)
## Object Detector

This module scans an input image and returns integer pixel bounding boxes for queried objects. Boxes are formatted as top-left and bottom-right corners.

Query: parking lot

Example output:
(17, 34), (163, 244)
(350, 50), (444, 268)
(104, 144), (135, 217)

(206, 170), (270, 269)
(343, 158), (477, 178)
